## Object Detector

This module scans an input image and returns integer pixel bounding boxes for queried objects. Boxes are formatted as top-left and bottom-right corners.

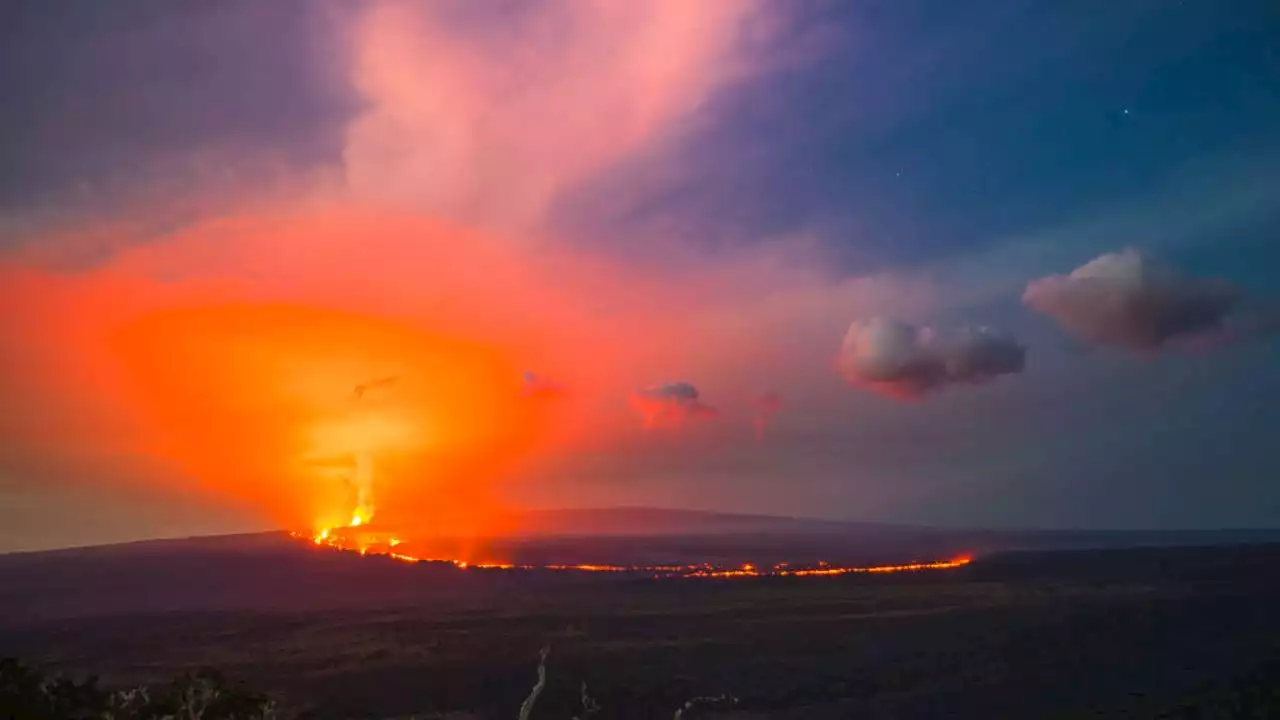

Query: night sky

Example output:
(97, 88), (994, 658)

(1, 1), (1278, 552)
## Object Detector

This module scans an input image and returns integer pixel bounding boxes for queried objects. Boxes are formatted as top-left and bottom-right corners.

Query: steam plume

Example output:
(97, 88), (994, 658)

(350, 450), (374, 526)
(346, 376), (398, 526)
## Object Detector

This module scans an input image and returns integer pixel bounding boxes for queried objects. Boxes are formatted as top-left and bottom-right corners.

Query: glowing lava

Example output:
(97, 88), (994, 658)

(292, 526), (974, 579)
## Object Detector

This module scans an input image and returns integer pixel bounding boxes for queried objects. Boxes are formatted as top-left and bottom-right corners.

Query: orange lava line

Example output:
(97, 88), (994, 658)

(290, 531), (973, 578)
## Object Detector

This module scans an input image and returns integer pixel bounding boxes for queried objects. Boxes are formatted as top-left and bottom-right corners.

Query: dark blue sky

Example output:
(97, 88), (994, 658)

(562, 1), (1280, 276)
(1, 1), (1278, 549)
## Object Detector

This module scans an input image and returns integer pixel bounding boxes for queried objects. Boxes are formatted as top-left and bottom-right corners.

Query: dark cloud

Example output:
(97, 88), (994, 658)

(629, 382), (717, 429)
(837, 317), (1026, 400)
(1023, 248), (1244, 352)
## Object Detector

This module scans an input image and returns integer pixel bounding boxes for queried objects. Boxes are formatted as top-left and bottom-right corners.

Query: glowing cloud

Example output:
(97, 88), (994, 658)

(629, 382), (718, 429)
(1023, 248), (1243, 352)
(837, 318), (1026, 400)
(343, 0), (763, 231)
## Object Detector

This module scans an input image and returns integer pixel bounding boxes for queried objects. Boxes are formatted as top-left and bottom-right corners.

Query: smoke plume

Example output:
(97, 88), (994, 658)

(343, 376), (400, 526)
(350, 451), (374, 526)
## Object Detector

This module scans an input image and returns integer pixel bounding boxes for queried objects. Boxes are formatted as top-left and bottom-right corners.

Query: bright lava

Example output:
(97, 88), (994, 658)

(291, 524), (974, 579)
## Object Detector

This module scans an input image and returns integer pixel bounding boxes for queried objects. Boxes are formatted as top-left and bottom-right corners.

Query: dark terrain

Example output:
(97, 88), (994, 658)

(3, 511), (1280, 718)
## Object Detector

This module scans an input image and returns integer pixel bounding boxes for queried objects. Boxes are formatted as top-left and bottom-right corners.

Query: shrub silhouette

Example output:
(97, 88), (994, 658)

(0, 653), (743, 720)
(1, 658), (276, 720)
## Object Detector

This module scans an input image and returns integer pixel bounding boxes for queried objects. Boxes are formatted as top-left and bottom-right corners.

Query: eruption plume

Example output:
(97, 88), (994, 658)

(350, 450), (374, 527)
(339, 375), (400, 528)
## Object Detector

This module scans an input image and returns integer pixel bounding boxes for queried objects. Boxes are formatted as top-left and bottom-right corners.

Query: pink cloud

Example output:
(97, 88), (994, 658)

(752, 391), (783, 440)
(837, 318), (1026, 400)
(343, 0), (762, 232)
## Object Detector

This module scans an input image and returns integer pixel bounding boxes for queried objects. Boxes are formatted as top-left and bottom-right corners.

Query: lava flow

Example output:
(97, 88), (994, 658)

(291, 523), (974, 579)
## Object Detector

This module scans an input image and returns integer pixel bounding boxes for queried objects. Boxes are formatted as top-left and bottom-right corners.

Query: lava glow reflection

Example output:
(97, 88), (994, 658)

(292, 526), (974, 579)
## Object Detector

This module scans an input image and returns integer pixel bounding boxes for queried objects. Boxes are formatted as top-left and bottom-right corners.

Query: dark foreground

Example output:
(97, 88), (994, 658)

(4, 541), (1280, 718)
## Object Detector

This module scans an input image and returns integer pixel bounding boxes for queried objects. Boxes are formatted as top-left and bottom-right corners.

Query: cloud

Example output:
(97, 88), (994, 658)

(629, 382), (718, 429)
(837, 318), (1026, 400)
(1022, 248), (1244, 352)
(343, 0), (763, 233)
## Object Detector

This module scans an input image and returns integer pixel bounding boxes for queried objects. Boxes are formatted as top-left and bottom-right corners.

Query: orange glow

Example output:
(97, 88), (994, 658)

(109, 302), (554, 532)
(0, 194), (932, 546)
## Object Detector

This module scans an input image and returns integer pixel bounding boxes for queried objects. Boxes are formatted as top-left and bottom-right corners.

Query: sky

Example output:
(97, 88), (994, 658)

(1, 0), (1278, 551)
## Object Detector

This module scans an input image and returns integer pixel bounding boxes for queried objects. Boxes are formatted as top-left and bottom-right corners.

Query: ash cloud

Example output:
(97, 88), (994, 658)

(629, 381), (718, 429)
(837, 317), (1026, 400)
(1022, 248), (1244, 352)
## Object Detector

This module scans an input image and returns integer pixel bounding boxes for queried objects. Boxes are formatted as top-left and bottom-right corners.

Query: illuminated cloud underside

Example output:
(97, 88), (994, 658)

(837, 318), (1026, 399)
(1023, 249), (1243, 352)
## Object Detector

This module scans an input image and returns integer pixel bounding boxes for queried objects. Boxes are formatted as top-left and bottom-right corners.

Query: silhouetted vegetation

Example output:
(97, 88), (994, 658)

(5, 544), (1280, 718)
(0, 654), (743, 720)
(0, 658), (276, 720)
(6, 649), (1280, 719)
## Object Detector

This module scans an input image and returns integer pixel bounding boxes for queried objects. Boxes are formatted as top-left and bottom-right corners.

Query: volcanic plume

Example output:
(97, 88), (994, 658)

(0, 0), (1067, 551)
(344, 376), (397, 526)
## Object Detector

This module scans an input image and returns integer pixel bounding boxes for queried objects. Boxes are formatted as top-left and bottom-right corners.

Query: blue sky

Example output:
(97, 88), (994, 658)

(1, 1), (1278, 550)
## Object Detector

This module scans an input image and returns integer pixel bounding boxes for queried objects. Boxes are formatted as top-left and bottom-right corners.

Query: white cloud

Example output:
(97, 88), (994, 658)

(1023, 248), (1242, 352)
(837, 317), (1026, 399)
